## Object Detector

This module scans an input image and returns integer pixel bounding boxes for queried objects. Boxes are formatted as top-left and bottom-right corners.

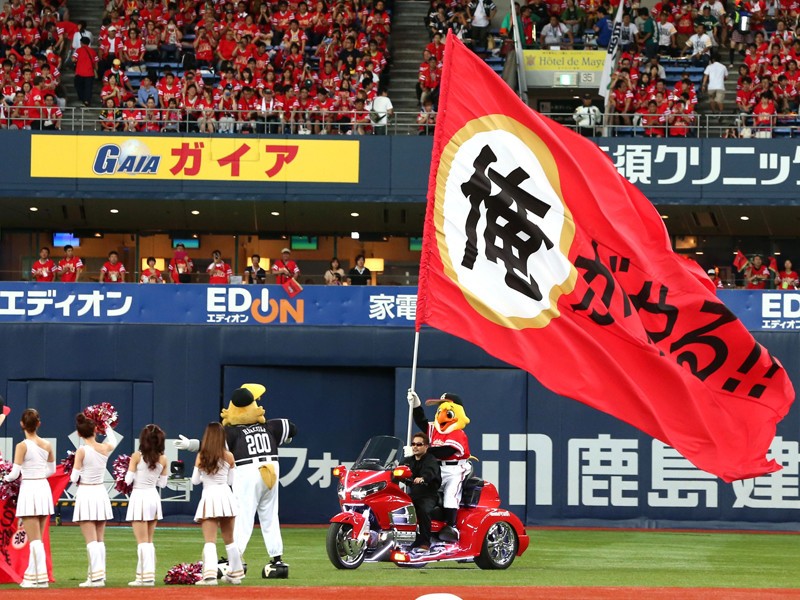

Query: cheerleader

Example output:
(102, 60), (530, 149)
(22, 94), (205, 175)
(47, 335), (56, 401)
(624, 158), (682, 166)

(2, 408), (55, 588)
(125, 424), (168, 587)
(71, 413), (119, 588)
(192, 422), (244, 585)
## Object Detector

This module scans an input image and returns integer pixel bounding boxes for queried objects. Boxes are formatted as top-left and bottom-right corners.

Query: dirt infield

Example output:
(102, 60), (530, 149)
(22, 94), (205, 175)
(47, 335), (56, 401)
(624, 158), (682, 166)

(3, 586), (800, 600)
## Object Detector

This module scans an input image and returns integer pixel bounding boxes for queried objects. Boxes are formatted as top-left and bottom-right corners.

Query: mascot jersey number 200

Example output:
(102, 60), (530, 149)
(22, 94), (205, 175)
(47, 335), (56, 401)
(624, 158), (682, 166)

(176, 383), (297, 579)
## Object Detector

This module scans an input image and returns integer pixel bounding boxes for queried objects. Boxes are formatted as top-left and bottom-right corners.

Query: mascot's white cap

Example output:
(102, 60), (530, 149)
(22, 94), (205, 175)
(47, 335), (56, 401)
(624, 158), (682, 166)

(415, 595), (463, 600)
(230, 383), (266, 407)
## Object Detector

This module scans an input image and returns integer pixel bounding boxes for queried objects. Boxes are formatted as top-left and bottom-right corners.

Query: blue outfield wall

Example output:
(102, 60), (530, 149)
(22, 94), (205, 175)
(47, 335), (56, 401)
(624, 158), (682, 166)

(6, 130), (800, 204)
(0, 285), (799, 528)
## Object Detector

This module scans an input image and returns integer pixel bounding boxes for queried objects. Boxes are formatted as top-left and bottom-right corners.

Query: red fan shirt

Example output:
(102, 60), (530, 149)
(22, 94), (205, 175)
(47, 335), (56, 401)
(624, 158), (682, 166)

(31, 258), (56, 282)
(57, 256), (83, 282)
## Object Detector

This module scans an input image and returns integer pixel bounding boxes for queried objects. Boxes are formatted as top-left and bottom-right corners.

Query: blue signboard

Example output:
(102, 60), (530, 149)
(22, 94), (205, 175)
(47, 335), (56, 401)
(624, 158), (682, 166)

(0, 284), (795, 332)
(0, 283), (417, 326)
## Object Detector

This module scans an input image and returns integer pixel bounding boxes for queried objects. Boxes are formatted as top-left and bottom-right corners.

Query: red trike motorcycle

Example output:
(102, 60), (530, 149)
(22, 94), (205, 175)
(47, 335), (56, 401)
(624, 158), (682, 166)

(326, 435), (529, 569)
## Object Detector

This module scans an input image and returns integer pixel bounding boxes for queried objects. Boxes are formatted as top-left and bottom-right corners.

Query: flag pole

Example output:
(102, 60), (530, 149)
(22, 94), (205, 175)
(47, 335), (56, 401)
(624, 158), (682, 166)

(406, 330), (420, 445)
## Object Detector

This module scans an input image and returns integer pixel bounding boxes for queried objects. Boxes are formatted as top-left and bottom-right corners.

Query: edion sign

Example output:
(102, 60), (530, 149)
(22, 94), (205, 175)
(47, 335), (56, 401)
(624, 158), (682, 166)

(762, 292), (800, 318)
(206, 287), (304, 324)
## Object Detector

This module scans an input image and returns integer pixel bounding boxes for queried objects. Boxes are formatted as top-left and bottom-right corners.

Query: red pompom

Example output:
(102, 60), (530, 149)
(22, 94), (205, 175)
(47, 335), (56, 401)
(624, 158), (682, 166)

(112, 454), (132, 495)
(0, 458), (21, 507)
(82, 403), (119, 436)
(60, 451), (76, 476)
(164, 562), (203, 585)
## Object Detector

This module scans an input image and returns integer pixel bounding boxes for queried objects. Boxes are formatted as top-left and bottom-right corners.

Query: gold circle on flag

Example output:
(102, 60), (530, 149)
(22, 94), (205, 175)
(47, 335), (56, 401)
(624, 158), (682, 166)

(434, 114), (577, 330)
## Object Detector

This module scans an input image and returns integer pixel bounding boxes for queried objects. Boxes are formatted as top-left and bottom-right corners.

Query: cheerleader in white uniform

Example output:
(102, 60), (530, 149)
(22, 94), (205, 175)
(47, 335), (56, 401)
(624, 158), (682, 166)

(125, 424), (168, 587)
(191, 422), (244, 585)
(3, 409), (55, 589)
(71, 413), (119, 588)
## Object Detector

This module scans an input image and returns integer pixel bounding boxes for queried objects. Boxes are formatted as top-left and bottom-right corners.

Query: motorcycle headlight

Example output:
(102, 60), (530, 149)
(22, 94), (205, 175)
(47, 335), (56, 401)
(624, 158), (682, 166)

(350, 481), (386, 500)
(337, 480), (345, 500)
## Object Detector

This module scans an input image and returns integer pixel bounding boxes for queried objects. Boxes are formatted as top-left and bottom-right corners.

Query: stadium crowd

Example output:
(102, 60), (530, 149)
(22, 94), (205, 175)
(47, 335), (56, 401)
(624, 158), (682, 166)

(597, 0), (800, 135)
(0, 0), (399, 133)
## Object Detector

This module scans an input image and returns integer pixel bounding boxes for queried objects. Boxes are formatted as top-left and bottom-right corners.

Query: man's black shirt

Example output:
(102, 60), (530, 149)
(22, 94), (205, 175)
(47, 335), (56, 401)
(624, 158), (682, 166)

(401, 452), (441, 500)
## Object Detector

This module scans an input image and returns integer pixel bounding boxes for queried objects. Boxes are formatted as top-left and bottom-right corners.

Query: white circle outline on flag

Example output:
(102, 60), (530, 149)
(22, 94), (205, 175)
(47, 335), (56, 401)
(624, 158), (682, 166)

(434, 115), (577, 329)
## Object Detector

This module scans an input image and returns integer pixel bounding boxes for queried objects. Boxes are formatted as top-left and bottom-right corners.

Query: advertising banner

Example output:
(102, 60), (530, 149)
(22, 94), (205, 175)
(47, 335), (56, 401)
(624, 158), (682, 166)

(523, 50), (605, 73)
(30, 135), (359, 183)
(0, 284), (791, 331)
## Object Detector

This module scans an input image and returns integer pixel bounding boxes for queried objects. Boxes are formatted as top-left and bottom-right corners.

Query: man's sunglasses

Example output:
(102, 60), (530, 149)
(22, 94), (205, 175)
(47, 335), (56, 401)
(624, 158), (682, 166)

(410, 442), (426, 447)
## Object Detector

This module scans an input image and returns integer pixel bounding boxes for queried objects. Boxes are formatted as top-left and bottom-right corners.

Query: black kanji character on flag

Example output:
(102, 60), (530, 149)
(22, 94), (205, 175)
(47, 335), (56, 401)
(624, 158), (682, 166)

(460, 145), (554, 301)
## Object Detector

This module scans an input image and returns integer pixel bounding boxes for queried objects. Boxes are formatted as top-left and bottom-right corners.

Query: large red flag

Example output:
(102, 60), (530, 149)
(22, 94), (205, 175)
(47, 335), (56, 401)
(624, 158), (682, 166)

(0, 468), (69, 584)
(416, 34), (795, 483)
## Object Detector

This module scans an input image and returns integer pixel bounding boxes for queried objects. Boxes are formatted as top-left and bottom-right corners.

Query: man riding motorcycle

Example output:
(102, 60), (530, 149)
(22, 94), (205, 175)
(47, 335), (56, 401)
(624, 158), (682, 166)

(400, 432), (441, 551)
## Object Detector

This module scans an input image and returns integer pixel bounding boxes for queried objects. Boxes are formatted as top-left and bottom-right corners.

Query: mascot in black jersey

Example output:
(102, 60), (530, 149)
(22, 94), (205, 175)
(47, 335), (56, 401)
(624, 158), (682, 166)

(176, 383), (297, 579)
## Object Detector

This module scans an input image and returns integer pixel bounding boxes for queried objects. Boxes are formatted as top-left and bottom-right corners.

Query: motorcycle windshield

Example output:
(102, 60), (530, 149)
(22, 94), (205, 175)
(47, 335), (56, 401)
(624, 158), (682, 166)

(352, 436), (404, 471)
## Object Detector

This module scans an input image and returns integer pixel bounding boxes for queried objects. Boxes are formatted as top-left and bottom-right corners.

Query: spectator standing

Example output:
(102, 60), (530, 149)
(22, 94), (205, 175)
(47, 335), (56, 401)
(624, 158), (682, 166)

(258, 88), (282, 134)
(752, 92), (776, 138)
(702, 55), (728, 113)
(41, 95), (62, 130)
(419, 56), (440, 108)
(71, 21), (92, 52)
(617, 13), (638, 53)
(72, 36), (98, 107)
(31, 247), (56, 282)
(348, 254), (371, 285)
(573, 93), (601, 136)
(775, 260), (799, 289)
(469, 0), (497, 50)
(207, 250), (232, 285)
(243, 254), (267, 284)
(369, 86), (393, 135)
(101, 251), (126, 283)
(169, 244), (193, 283)
(636, 8), (658, 58)
(57, 244), (83, 282)
(272, 248), (300, 284)
(745, 255), (771, 289)
(707, 268), (724, 289)
(137, 76), (159, 108)
(594, 8), (613, 49)
(140, 257), (164, 283)
(655, 12), (678, 56)
(98, 26), (122, 77)
(323, 257), (346, 284)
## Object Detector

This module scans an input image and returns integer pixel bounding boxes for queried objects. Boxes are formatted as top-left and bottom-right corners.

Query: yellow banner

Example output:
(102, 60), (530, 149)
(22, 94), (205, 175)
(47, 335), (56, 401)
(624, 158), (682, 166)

(523, 50), (605, 73)
(30, 135), (360, 183)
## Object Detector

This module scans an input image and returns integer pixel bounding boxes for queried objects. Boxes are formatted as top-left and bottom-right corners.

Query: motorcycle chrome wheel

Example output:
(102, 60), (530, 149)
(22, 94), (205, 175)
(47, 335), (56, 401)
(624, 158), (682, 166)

(475, 521), (518, 570)
(326, 523), (367, 569)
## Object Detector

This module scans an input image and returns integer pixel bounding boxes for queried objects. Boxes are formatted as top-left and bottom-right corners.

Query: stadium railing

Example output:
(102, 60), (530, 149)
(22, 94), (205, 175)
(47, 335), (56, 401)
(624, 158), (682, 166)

(4, 107), (796, 137)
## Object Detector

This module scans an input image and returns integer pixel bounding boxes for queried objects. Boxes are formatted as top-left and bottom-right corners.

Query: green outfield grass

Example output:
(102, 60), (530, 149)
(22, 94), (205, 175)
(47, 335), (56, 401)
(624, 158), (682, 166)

(3, 526), (799, 589)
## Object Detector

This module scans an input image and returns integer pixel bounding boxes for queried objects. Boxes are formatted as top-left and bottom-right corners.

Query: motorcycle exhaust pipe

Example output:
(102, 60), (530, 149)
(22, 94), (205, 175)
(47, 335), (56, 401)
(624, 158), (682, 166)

(367, 539), (394, 562)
